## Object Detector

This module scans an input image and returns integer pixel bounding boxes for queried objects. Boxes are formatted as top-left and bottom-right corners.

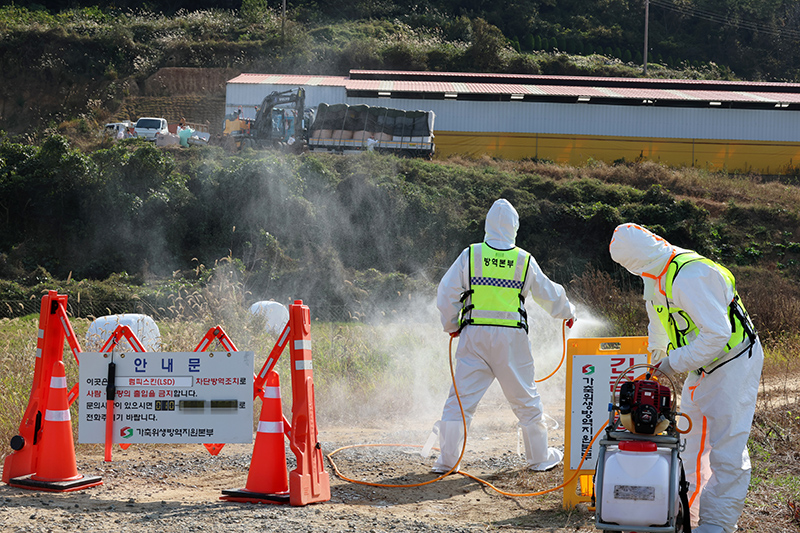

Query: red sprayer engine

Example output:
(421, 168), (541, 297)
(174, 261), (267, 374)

(618, 378), (672, 435)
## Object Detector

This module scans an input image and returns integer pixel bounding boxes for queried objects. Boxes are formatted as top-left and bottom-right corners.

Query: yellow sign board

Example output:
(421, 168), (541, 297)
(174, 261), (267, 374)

(562, 336), (649, 509)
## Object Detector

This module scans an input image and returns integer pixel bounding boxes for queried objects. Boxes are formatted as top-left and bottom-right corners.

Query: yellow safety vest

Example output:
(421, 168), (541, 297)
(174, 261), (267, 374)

(458, 243), (530, 331)
(653, 252), (756, 373)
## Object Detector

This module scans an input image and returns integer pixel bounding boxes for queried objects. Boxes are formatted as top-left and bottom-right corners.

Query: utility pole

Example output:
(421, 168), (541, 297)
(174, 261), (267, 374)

(643, 0), (650, 75)
(281, 0), (286, 43)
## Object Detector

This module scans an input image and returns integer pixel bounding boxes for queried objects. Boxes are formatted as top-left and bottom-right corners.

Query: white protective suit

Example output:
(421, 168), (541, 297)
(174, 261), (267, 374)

(609, 223), (764, 533)
(433, 199), (576, 473)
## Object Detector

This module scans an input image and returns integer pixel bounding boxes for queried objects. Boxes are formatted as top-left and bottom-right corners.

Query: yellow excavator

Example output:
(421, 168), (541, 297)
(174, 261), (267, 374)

(222, 88), (306, 152)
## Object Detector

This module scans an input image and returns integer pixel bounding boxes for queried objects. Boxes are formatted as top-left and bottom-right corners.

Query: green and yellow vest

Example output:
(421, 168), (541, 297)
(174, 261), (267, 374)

(458, 243), (530, 332)
(653, 252), (756, 372)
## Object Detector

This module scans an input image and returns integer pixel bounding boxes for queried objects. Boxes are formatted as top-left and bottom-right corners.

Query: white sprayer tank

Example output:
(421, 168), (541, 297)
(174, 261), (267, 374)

(85, 314), (161, 352)
(599, 440), (677, 527)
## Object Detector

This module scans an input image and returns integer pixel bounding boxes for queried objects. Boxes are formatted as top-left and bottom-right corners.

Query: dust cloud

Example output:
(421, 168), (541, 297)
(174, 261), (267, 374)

(305, 286), (612, 454)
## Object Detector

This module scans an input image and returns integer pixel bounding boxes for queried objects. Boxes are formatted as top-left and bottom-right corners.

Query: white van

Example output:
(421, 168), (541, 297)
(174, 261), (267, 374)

(134, 117), (169, 141)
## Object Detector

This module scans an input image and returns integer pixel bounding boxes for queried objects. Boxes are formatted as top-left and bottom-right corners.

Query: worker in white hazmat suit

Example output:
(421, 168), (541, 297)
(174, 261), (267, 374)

(432, 199), (576, 473)
(609, 223), (763, 533)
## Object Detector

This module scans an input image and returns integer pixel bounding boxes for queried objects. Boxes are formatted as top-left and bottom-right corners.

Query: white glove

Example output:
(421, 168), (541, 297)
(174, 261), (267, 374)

(650, 349), (667, 364)
(655, 356), (676, 378)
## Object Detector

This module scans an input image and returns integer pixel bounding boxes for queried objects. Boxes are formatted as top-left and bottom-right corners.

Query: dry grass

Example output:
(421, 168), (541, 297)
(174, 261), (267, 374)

(569, 268), (648, 336)
(741, 345), (800, 532)
(441, 156), (800, 212)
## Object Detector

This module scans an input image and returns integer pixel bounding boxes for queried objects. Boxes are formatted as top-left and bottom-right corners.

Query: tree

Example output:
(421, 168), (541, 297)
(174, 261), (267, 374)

(524, 34), (535, 51)
(623, 49), (632, 62)
(467, 19), (509, 72)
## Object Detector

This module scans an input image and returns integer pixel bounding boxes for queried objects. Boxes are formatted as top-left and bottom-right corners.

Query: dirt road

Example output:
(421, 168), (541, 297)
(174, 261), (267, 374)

(0, 387), (598, 532)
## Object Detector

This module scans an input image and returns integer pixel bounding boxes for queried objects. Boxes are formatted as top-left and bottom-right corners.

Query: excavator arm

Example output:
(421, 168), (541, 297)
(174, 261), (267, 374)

(252, 88), (306, 141)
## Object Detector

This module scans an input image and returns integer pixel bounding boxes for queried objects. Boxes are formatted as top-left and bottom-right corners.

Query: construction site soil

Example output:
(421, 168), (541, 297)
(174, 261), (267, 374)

(1, 67), (233, 137)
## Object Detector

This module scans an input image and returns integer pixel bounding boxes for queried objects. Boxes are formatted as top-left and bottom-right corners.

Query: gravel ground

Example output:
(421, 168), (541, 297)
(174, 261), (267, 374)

(1, 395), (598, 532)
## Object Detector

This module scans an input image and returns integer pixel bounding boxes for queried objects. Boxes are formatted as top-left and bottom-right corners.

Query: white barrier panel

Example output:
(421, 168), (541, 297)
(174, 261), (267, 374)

(78, 351), (254, 445)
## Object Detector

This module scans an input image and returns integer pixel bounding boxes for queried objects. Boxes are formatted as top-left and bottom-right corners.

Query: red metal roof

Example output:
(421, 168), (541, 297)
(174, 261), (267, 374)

(228, 70), (800, 104)
(349, 69), (800, 90)
(228, 73), (348, 86)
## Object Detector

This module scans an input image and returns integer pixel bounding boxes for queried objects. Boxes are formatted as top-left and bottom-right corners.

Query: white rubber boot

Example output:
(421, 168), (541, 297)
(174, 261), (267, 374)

(431, 420), (465, 474)
(529, 447), (563, 472)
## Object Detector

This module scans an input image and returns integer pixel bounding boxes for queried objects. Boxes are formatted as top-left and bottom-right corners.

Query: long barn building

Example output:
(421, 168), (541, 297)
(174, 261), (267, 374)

(225, 70), (800, 174)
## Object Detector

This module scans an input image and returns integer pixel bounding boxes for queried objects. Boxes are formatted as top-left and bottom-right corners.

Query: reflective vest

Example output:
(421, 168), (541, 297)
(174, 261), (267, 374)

(653, 252), (756, 373)
(458, 243), (530, 331)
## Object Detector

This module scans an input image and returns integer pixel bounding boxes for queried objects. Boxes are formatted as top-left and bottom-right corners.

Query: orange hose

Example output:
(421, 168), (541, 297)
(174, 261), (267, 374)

(535, 319), (567, 383)
(675, 412), (693, 434)
(326, 335), (466, 487)
(325, 324), (606, 498)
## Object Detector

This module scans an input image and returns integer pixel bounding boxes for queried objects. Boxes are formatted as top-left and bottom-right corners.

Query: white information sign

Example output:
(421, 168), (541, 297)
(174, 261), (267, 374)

(569, 352), (648, 470)
(78, 351), (254, 444)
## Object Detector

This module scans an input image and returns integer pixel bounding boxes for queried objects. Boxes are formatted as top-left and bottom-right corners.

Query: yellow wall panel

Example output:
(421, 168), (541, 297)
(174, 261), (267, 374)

(434, 131), (800, 174)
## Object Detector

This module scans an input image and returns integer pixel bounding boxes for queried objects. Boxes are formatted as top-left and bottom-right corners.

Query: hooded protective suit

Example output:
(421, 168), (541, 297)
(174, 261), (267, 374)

(609, 223), (764, 533)
(433, 199), (576, 473)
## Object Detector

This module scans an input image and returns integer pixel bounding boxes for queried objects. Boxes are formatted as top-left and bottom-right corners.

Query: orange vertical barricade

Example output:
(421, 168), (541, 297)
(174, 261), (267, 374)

(287, 300), (330, 506)
(2, 292), (55, 483)
(3, 291), (102, 491)
(9, 361), (102, 491)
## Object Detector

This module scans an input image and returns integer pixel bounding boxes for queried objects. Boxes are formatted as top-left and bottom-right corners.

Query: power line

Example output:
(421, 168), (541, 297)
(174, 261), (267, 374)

(649, 0), (800, 40)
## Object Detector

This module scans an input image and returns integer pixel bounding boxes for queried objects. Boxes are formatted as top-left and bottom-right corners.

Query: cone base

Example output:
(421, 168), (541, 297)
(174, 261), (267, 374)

(220, 487), (290, 504)
(9, 474), (103, 493)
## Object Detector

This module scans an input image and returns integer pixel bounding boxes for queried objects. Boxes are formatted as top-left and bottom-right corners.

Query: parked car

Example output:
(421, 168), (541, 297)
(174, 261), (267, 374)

(104, 121), (133, 138)
(134, 117), (168, 141)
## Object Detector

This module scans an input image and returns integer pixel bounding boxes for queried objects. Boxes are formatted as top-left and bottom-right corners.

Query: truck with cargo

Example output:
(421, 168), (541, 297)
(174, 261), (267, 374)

(222, 88), (434, 157)
(307, 103), (435, 158)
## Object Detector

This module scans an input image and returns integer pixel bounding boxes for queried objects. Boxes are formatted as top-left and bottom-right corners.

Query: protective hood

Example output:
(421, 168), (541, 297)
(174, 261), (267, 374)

(484, 199), (518, 249)
(609, 223), (683, 300)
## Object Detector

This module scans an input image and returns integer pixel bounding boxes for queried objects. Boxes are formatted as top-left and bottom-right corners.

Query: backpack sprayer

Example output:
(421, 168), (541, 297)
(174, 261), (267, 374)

(594, 363), (693, 533)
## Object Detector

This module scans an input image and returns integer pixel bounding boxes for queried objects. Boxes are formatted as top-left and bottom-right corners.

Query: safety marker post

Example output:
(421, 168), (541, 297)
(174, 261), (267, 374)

(3, 291), (102, 491)
(220, 370), (290, 503)
(97, 325), (148, 460)
(562, 336), (648, 510)
(287, 300), (330, 506)
(7, 359), (102, 491)
(9, 360), (102, 491)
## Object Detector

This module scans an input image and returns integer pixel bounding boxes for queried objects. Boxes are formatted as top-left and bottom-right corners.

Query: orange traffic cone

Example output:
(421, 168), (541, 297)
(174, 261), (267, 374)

(9, 361), (102, 492)
(221, 370), (290, 503)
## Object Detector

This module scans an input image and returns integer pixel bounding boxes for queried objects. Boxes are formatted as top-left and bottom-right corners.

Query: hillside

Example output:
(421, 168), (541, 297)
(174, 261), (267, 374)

(109, 68), (232, 136)
(0, 4), (789, 138)
(1, 6), (800, 338)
